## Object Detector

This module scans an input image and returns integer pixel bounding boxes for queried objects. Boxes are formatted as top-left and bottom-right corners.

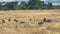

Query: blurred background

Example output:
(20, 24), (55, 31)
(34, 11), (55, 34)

(0, 0), (60, 10)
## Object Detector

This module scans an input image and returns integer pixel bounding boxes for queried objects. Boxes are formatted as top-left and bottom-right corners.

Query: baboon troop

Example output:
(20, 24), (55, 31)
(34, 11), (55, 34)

(1, 17), (53, 26)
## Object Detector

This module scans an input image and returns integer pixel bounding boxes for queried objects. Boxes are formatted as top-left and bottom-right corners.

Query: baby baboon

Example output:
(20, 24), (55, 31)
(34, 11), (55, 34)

(14, 19), (18, 22)
(43, 18), (46, 22)
(2, 20), (5, 23)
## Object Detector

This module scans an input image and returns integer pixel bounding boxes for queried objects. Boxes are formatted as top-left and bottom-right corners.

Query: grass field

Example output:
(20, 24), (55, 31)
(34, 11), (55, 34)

(0, 10), (60, 34)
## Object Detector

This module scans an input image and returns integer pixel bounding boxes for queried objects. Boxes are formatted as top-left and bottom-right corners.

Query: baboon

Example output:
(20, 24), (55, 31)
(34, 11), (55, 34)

(38, 22), (43, 25)
(30, 18), (32, 21)
(46, 19), (52, 22)
(8, 19), (11, 22)
(14, 19), (18, 22)
(43, 18), (46, 22)
(20, 21), (25, 24)
(2, 20), (5, 23)
(38, 22), (44, 26)
(43, 18), (52, 22)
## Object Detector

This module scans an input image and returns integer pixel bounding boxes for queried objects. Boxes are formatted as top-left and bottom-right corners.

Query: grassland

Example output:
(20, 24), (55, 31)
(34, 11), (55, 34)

(0, 10), (60, 34)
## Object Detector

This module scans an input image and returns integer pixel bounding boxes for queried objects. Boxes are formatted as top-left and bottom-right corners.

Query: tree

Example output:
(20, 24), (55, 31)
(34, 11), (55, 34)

(0, 2), (2, 5)
(17, 1), (27, 10)
(47, 2), (52, 9)
(27, 0), (44, 9)
(0, 2), (5, 5)
(0, 2), (6, 10)
(5, 1), (18, 10)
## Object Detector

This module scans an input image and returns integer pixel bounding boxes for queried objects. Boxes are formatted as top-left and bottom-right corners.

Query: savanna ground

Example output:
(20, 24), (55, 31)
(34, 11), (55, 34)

(0, 10), (60, 34)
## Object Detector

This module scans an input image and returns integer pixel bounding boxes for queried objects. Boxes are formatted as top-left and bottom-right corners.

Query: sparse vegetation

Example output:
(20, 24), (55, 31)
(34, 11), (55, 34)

(0, 10), (60, 34)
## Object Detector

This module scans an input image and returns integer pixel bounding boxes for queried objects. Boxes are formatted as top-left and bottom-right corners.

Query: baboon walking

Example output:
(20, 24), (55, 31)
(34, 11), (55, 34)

(43, 18), (52, 22)
(14, 19), (18, 22)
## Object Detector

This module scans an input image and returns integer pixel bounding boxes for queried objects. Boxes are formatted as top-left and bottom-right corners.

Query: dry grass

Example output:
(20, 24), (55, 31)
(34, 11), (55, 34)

(0, 9), (60, 34)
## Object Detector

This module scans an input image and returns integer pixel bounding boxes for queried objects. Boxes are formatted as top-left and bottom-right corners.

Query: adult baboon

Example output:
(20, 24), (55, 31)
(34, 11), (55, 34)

(43, 18), (46, 22)
(46, 19), (52, 22)
(30, 18), (32, 21)
(43, 18), (52, 22)
(38, 22), (44, 26)
(38, 22), (43, 25)
(8, 19), (11, 22)
(2, 20), (5, 23)
(20, 21), (25, 24)
(14, 19), (18, 22)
